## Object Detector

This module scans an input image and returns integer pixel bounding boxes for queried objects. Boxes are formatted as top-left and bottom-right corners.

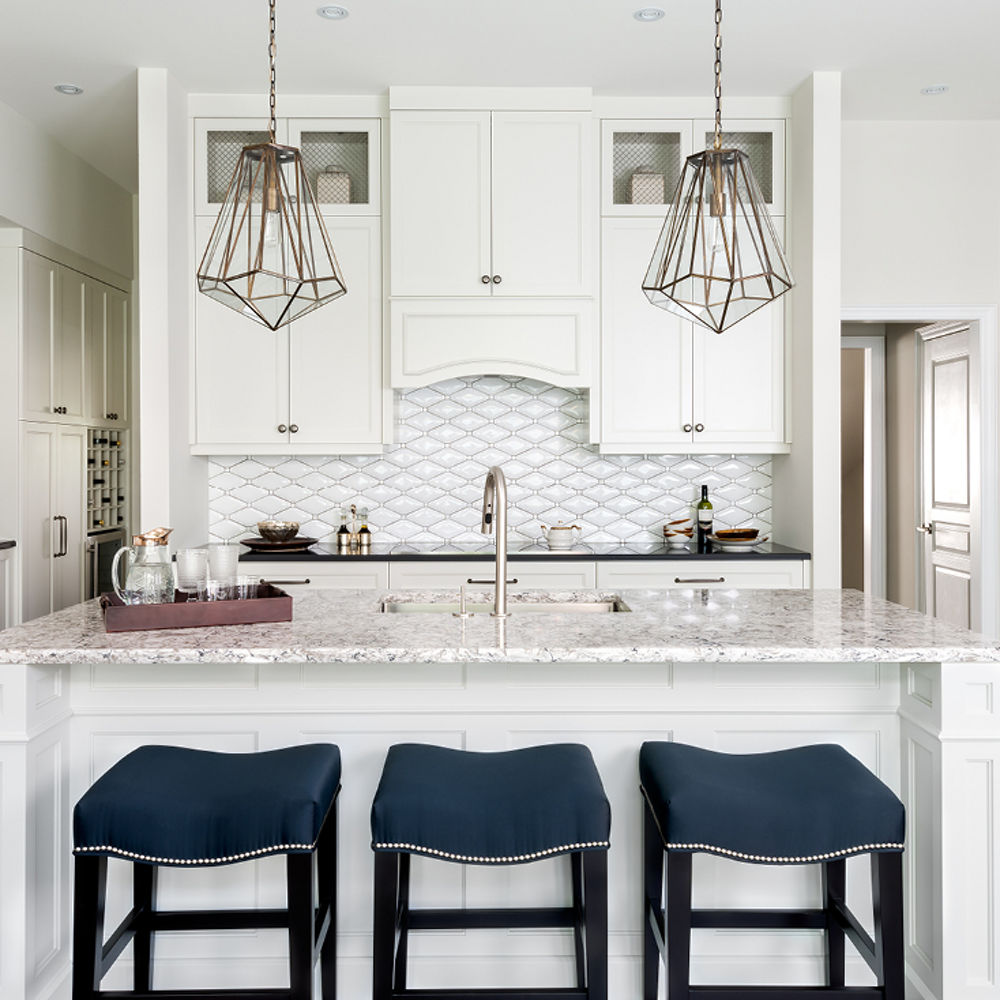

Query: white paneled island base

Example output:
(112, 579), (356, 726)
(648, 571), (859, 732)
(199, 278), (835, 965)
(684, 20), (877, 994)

(0, 589), (997, 1000)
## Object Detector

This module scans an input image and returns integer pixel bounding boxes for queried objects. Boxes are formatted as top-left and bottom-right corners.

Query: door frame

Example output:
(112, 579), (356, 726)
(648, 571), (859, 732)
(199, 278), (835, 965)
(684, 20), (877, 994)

(842, 305), (998, 636)
(840, 335), (886, 598)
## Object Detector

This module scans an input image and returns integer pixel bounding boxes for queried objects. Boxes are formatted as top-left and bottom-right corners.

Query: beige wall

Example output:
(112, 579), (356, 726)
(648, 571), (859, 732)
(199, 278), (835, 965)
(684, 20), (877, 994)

(840, 348), (865, 590)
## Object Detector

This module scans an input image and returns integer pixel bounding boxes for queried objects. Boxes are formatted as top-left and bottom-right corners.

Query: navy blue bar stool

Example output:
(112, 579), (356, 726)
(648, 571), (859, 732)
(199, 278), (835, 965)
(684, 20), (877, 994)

(370, 743), (611, 1000)
(639, 742), (905, 1000)
(72, 744), (341, 1000)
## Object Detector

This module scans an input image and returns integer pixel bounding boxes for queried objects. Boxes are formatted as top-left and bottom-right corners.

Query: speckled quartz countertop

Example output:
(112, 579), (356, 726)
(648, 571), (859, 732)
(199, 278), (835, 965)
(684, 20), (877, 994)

(0, 588), (997, 665)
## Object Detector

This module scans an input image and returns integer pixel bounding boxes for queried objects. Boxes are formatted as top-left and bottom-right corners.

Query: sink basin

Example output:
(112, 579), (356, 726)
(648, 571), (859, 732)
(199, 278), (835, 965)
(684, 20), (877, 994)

(380, 594), (631, 614)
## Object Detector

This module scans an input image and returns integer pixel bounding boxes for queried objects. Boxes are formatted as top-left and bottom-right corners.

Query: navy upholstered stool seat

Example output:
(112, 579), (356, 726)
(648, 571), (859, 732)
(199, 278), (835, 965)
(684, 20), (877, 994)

(72, 744), (341, 1000)
(639, 742), (905, 1000)
(371, 743), (610, 1000)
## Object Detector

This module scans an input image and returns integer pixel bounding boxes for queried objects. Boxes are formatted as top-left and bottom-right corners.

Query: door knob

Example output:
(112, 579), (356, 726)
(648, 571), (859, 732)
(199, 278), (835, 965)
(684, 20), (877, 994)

(289, 424), (299, 434)
(683, 423), (693, 433)
(492, 274), (502, 284)
(278, 424), (287, 433)
(916, 523), (934, 534)
(694, 423), (705, 432)
(481, 275), (491, 284)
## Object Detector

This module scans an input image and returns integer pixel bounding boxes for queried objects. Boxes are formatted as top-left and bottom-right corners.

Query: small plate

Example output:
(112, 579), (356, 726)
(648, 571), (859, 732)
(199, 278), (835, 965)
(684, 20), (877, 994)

(709, 534), (769, 552)
(240, 536), (318, 553)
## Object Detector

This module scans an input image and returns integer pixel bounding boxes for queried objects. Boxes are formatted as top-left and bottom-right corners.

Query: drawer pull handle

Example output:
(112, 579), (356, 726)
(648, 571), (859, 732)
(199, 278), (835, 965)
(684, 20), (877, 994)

(467, 577), (519, 585)
(674, 577), (725, 584)
(259, 578), (311, 585)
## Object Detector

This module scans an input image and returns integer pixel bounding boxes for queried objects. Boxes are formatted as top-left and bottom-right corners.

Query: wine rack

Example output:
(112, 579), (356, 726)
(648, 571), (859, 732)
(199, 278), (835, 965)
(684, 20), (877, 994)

(87, 428), (128, 533)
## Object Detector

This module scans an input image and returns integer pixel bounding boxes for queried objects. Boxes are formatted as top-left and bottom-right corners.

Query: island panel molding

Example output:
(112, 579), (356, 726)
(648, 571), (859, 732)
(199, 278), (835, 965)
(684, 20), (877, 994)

(207, 375), (773, 546)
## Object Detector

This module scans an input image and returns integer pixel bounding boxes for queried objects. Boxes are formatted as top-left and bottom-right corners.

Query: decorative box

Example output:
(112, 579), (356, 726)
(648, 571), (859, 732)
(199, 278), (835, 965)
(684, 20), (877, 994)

(630, 169), (666, 205)
(100, 586), (292, 633)
(316, 166), (351, 204)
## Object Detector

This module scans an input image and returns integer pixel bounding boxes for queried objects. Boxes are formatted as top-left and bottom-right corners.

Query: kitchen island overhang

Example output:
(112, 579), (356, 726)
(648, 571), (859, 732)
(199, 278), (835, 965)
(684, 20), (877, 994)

(0, 588), (995, 1000)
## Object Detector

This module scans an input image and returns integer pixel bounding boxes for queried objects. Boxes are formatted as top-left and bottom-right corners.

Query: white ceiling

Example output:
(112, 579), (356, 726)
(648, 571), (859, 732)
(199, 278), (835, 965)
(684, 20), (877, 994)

(3, 0), (999, 193)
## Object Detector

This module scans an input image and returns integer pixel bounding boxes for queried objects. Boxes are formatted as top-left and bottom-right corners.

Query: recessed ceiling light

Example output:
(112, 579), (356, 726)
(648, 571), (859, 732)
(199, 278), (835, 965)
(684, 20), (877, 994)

(634, 7), (666, 20)
(54, 83), (83, 96)
(920, 84), (949, 96)
(316, 5), (349, 18)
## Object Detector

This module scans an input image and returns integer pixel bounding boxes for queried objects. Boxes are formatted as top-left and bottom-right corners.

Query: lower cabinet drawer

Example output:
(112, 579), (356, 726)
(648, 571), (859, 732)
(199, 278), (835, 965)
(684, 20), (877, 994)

(596, 560), (805, 590)
(388, 560), (596, 590)
(244, 560), (389, 591)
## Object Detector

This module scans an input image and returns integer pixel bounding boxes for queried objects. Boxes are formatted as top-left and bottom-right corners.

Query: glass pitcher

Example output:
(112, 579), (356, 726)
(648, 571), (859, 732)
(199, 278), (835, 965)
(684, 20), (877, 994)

(111, 527), (175, 605)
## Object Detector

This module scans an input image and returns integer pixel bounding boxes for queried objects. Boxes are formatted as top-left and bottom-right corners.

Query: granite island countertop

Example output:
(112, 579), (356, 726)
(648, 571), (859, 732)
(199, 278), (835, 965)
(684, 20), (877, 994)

(0, 588), (997, 665)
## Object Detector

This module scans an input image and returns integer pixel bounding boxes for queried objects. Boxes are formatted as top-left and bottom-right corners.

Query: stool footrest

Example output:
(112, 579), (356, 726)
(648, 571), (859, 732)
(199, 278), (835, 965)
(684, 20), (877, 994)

(89, 990), (311, 999)
(690, 909), (828, 930)
(383, 991), (591, 1000)
(689, 990), (886, 999)
(406, 907), (577, 931)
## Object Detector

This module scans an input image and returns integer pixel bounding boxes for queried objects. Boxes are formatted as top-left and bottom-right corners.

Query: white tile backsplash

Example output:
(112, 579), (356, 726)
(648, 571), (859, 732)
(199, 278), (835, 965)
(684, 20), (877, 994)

(208, 376), (773, 545)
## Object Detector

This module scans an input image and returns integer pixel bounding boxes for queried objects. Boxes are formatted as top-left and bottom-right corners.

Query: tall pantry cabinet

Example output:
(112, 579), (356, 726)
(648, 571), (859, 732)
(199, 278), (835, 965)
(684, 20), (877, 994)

(0, 232), (131, 623)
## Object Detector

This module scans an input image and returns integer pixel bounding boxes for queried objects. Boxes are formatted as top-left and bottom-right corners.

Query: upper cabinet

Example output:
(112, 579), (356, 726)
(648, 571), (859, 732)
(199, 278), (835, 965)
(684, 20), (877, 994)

(21, 249), (129, 427)
(390, 109), (594, 298)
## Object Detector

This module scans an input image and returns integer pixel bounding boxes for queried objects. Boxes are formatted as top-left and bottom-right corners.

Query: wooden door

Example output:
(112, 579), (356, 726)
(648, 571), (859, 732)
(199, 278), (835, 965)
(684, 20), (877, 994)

(389, 110), (491, 297)
(491, 111), (594, 297)
(920, 325), (976, 629)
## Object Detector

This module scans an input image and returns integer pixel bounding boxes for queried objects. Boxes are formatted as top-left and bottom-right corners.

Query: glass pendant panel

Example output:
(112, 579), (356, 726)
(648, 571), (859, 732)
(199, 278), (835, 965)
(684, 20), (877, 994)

(198, 142), (347, 331)
(642, 148), (792, 334)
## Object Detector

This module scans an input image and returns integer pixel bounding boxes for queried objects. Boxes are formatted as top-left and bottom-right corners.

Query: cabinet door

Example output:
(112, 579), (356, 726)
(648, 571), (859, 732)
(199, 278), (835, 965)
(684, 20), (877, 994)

(491, 111), (594, 296)
(84, 277), (106, 423)
(21, 423), (55, 621)
(290, 217), (382, 448)
(21, 250), (57, 420)
(692, 119), (785, 216)
(600, 218), (691, 450)
(56, 266), (86, 420)
(601, 119), (694, 217)
(194, 118), (282, 216)
(104, 286), (129, 424)
(54, 426), (85, 611)
(193, 217), (290, 449)
(692, 293), (784, 446)
(389, 110), (491, 296)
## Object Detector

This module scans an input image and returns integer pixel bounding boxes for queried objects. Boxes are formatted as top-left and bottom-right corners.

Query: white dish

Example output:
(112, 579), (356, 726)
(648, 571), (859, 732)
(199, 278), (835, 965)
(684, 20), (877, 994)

(709, 535), (768, 552)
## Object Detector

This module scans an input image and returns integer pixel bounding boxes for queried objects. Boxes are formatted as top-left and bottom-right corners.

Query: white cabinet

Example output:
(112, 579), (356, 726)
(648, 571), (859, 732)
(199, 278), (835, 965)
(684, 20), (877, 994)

(20, 423), (85, 622)
(600, 217), (786, 454)
(692, 119), (785, 215)
(245, 560), (389, 591)
(388, 560), (597, 591)
(192, 216), (383, 454)
(390, 110), (594, 298)
(85, 279), (129, 425)
(601, 120), (694, 216)
(596, 559), (806, 590)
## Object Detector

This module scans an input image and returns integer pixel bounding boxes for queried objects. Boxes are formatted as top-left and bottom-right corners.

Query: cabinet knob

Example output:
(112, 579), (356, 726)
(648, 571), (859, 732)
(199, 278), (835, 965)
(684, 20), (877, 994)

(492, 274), (502, 284)
(289, 424), (299, 434)
(481, 275), (491, 284)
(694, 423), (705, 433)
(683, 423), (693, 433)
(278, 424), (288, 433)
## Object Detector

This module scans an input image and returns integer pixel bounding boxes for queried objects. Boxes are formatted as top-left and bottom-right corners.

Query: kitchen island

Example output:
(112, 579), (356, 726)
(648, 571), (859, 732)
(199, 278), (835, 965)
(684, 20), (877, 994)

(0, 587), (996, 1000)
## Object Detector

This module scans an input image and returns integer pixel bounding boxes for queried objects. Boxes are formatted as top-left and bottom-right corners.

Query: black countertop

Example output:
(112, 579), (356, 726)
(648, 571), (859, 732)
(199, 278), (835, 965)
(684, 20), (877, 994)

(239, 540), (810, 562)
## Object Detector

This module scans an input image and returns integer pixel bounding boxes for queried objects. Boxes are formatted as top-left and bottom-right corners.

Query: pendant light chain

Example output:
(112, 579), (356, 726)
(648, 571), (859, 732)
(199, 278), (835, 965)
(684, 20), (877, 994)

(268, 0), (277, 142)
(713, 0), (723, 150)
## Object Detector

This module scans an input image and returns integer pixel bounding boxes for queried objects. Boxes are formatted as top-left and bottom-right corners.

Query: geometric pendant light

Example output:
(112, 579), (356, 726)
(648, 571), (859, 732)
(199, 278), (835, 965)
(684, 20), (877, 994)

(197, 0), (347, 331)
(642, 0), (792, 334)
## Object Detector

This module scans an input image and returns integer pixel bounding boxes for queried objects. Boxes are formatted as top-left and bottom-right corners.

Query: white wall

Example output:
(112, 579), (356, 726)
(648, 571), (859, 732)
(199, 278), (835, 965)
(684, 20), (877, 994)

(136, 69), (207, 545)
(772, 72), (842, 587)
(0, 97), (133, 278)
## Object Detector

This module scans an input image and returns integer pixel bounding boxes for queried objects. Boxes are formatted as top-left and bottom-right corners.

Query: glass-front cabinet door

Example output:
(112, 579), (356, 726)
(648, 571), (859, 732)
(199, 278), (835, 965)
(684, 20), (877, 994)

(600, 120), (694, 216)
(193, 118), (279, 216)
(692, 118), (785, 215)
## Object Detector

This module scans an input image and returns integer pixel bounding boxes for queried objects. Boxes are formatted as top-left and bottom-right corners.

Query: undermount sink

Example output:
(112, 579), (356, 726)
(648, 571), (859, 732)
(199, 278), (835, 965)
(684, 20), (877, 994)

(380, 594), (632, 614)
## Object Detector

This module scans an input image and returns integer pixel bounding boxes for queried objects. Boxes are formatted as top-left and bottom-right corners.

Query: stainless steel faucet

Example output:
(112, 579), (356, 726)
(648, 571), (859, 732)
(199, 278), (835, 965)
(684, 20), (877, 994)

(468, 465), (516, 617)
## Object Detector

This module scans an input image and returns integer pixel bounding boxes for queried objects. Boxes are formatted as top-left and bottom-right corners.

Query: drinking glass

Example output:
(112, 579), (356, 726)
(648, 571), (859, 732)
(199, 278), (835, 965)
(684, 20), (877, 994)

(207, 543), (239, 582)
(198, 579), (233, 601)
(234, 576), (260, 600)
(175, 548), (208, 595)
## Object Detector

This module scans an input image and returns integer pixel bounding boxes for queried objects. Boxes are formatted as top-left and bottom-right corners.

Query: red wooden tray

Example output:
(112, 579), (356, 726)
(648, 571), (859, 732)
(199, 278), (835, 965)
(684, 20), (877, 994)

(99, 586), (292, 633)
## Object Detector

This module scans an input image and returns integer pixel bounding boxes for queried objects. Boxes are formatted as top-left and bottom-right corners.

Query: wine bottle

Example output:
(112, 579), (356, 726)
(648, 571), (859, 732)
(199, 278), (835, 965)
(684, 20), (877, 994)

(696, 485), (713, 553)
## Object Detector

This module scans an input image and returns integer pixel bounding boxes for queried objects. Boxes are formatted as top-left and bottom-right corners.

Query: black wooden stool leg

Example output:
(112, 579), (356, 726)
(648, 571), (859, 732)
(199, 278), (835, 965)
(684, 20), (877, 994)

(317, 803), (338, 1000)
(643, 801), (665, 1000)
(822, 858), (846, 988)
(393, 853), (411, 990)
(72, 855), (107, 1000)
(582, 850), (608, 1000)
(288, 852), (316, 999)
(571, 851), (586, 989)
(373, 852), (399, 1000)
(873, 852), (905, 1000)
(132, 861), (158, 992)
(664, 853), (692, 1000)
